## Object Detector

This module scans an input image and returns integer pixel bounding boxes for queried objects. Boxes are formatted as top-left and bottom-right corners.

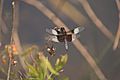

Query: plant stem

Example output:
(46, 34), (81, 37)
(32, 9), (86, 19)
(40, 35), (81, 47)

(7, 61), (12, 80)
(113, 0), (120, 50)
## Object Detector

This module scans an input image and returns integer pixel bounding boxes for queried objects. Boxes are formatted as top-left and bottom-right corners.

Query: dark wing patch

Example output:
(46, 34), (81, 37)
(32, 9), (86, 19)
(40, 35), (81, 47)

(67, 27), (85, 34)
(66, 34), (72, 42)
(57, 35), (65, 42)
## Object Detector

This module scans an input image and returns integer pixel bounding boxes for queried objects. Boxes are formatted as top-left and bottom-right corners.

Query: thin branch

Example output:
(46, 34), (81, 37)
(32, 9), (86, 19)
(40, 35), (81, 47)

(73, 40), (107, 80)
(78, 0), (114, 41)
(113, 0), (120, 50)
(7, 61), (12, 80)
(0, 0), (3, 37)
(1, 18), (8, 34)
(22, 0), (107, 80)
(12, 0), (26, 70)
(0, 0), (3, 30)
(0, 0), (8, 34)
(12, 0), (22, 64)
(22, 0), (66, 27)
(49, 0), (87, 25)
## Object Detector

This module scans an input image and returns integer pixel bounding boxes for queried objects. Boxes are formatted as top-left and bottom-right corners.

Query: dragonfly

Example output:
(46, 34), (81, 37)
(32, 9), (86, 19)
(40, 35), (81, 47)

(46, 27), (85, 50)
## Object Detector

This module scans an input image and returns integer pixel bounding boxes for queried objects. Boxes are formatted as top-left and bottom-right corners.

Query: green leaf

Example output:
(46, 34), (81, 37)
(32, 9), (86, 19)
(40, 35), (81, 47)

(48, 77), (54, 80)
(26, 62), (39, 78)
(55, 54), (68, 71)
(39, 53), (59, 75)
(56, 58), (60, 66)
(37, 59), (48, 80)
(45, 58), (59, 75)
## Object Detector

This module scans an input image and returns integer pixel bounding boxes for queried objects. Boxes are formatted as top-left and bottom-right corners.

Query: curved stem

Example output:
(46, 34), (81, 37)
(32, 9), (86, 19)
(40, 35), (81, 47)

(78, 0), (114, 41)
(7, 61), (11, 80)
(113, 0), (120, 50)
(12, 0), (26, 70)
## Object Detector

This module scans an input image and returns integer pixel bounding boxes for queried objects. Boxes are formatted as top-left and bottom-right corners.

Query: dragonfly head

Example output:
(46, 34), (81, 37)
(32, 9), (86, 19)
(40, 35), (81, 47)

(60, 27), (66, 34)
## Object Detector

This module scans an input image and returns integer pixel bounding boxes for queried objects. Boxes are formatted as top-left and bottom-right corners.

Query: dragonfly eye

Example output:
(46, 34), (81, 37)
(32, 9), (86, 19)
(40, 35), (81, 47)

(61, 27), (65, 31)
(60, 27), (66, 34)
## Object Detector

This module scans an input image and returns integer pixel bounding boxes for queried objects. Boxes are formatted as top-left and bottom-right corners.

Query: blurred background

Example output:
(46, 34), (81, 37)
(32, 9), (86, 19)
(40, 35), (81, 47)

(0, 0), (120, 80)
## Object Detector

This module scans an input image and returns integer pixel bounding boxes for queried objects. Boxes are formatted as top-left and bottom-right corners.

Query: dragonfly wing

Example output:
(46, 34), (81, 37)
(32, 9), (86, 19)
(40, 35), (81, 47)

(46, 28), (58, 35)
(72, 34), (76, 41)
(71, 33), (81, 41)
(73, 27), (85, 34)
(49, 36), (59, 42)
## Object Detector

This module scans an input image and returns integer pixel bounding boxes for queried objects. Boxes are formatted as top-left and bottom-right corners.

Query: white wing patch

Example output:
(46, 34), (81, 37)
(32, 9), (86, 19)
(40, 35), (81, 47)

(74, 27), (85, 34)
(52, 29), (58, 35)
(51, 36), (59, 42)
(74, 28), (80, 34)
(46, 29), (58, 35)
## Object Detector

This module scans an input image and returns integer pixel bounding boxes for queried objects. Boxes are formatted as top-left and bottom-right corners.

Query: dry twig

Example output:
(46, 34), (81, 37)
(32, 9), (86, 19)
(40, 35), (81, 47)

(0, 0), (8, 34)
(78, 0), (114, 41)
(7, 61), (12, 80)
(113, 0), (120, 50)
(0, 0), (4, 33)
(12, 0), (26, 70)
(49, 0), (87, 25)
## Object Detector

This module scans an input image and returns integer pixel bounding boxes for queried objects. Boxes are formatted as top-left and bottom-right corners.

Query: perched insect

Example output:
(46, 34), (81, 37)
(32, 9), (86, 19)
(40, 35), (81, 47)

(46, 27), (85, 50)
(47, 46), (56, 56)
